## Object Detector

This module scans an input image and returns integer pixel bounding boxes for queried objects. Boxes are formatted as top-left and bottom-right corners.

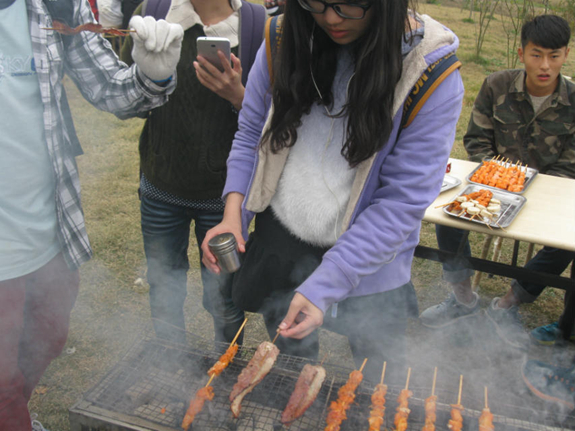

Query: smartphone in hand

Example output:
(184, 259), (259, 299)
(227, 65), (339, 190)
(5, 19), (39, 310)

(196, 37), (231, 73)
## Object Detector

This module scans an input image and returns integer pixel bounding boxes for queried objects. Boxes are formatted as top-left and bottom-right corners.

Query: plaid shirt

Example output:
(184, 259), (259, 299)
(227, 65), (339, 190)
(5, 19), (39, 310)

(26, 0), (176, 270)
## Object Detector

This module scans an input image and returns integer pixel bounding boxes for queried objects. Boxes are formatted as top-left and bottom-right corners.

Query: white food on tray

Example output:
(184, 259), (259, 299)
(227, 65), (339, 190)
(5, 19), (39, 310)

(442, 185), (526, 228)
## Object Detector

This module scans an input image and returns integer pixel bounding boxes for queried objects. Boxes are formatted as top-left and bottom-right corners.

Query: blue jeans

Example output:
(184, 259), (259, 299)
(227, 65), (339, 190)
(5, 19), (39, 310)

(436, 225), (574, 323)
(140, 194), (244, 344)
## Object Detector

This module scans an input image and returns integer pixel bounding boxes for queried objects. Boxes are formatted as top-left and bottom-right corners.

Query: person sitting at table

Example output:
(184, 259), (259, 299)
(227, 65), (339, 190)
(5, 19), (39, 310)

(419, 14), (575, 349)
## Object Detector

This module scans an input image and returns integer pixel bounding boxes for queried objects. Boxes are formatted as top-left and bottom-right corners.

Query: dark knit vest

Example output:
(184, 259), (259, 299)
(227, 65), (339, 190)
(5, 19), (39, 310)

(139, 25), (240, 200)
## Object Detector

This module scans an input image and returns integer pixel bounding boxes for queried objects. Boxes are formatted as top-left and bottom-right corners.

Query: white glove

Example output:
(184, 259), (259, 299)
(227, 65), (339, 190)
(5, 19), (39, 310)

(130, 16), (184, 82)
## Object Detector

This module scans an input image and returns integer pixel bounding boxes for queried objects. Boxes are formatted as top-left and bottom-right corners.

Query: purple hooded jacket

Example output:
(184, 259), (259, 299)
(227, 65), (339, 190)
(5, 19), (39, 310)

(223, 14), (464, 313)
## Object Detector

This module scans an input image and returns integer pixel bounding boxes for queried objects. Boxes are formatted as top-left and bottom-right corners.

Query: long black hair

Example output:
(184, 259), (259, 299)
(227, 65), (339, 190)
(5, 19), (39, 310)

(263, 0), (413, 167)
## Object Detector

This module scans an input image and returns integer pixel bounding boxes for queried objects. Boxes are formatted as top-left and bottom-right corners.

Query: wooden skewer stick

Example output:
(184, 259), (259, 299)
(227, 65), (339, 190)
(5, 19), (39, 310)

(205, 374), (215, 387)
(405, 367), (412, 390)
(380, 362), (387, 385)
(41, 27), (136, 33)
(457, 375), (463, 405)
(359, 358), (368, 373)
(435, 201), (456, 209)
(230, 317), (248, 347)
(431, 367), (438, 396)
(320, 352), (330, 366)
(272, 329), (281, 344)
(484, 386), (489, 410)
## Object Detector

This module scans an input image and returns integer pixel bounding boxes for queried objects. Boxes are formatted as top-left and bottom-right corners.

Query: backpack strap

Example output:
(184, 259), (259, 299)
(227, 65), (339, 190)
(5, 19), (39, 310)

(401, 52), (462, 128)
(142, 0), (170, 20)
(239, 1), (266, 86)
(263, 15), (461, 131)
(264, 14), (283, 84)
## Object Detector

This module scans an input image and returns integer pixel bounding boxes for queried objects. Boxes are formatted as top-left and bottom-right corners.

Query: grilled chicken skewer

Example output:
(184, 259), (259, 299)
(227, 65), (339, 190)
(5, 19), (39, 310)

(394, 368), (413, 431)
(368, 362), (387, 431)
(422, 367), (438, 431)
(229, 341), (280, 418)
(281, 363), (327, 426)
(180, 319), (247, 429)
(207, 318), (248, 380)
(479, 387), (494, 431)
(181, 386), (214, 430)
(448, 375), (464, 431)
(324, 358), (367, 431)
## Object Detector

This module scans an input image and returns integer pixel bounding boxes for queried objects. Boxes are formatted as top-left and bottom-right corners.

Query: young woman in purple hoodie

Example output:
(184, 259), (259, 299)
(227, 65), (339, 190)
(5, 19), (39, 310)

(201, 0), (464, 383)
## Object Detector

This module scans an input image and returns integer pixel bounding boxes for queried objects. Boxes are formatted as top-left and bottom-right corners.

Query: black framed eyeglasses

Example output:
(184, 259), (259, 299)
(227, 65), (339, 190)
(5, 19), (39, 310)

(297, 0), (373, 19)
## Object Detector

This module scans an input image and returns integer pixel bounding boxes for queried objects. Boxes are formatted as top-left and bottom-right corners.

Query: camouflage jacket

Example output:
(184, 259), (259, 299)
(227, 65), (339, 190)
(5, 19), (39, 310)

(464, 69), (575, 179)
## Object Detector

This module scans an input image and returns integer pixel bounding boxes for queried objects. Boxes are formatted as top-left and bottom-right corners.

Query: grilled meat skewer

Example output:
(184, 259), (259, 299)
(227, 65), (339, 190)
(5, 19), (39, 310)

(229, 341), (279, 418)
(281, 364), (326, 425)
(208, 344), (239, 377)
(368, 383), (387, 431)
(324, 368), (364, 431)
(181, 386), (214, 430)
(422, 395), (437, 431)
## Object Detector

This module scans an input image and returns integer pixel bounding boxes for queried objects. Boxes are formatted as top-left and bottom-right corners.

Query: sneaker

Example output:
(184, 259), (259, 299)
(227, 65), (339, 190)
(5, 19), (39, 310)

(522, 359), (575, 410)
(419, 292), (480, 328)
(530, 321), (575, 345)
(30, 413), (50, 431)
(485, 298), (529, 350)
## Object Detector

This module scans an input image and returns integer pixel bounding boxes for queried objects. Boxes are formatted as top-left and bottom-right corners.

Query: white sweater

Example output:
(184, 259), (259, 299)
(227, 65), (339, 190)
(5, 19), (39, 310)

(270, 48), (357, 247)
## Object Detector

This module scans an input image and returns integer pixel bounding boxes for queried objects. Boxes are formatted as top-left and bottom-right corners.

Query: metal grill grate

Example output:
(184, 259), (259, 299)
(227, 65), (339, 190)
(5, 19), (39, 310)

(78, 334), (575, 431)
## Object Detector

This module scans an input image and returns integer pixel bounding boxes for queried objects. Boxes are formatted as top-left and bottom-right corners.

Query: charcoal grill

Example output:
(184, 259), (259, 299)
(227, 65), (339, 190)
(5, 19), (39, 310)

(69, 333), (575, 431)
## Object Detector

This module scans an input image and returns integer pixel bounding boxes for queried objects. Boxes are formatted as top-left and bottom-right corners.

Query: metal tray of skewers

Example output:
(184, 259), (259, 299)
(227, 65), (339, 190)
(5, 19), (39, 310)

(443, 185), (527, 228)
(440, 174), (461, 193)
(466, 159), (538, 194)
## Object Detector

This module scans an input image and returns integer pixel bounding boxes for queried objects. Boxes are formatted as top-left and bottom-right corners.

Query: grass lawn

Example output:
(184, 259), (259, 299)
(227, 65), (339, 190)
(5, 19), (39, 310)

(26, 2), (574, 430)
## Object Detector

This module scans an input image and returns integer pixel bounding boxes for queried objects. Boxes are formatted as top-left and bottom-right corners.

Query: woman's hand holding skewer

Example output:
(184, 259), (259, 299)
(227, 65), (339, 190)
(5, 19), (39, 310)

(279, 293), (324, 339)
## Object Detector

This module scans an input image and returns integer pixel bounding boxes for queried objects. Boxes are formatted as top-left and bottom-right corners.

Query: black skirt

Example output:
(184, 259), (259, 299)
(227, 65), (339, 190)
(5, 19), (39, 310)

(232, 207), (329, 313)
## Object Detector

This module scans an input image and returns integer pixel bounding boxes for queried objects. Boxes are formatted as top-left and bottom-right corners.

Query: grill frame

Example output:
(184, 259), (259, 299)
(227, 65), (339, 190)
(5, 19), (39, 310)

(69, 333), (575, 431)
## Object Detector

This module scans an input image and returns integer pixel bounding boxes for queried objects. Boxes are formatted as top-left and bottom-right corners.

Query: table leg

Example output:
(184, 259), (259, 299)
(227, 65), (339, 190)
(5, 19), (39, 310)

(525, 243), (535, 264)
(559, 264), (575, 340)
(472, 235), (493, 290)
